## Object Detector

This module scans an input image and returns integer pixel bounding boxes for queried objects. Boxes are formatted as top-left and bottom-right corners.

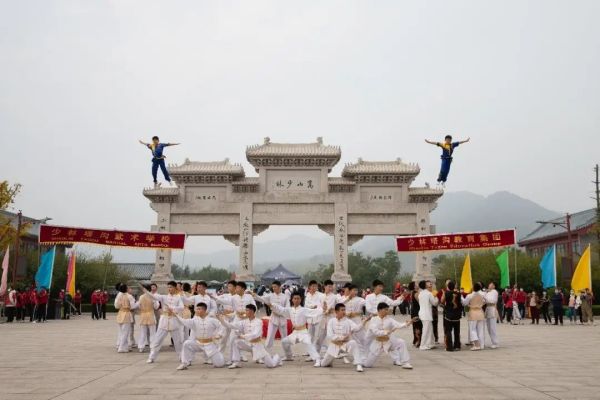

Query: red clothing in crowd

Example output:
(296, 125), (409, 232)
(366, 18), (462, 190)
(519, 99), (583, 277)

(101, 292), (109, 305)
(73, 292), (82, 305)
(29, 289), (37, 305)
(91, 292), (99, 304)
(37, 289), (48, 305)
(16, 292), (25, 308)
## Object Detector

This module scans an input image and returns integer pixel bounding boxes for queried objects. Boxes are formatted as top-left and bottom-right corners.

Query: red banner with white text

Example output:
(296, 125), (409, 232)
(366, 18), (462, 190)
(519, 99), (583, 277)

(396, 229), (515, 252)
(39, 225), (186, 250)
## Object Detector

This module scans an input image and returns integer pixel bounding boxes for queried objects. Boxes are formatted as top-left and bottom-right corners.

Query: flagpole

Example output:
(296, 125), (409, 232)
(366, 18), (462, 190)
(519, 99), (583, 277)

(514, 246), (518, 287)
(44, 246), (56, 321)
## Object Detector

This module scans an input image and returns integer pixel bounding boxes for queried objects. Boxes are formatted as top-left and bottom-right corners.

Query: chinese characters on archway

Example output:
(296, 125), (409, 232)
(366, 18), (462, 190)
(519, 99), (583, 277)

(39, 225), (186, 249)
(272, 178), (316, 191)
(396, 229), (516, 252)
(240, 216), (251, 271)
(337, 215), (347, 272)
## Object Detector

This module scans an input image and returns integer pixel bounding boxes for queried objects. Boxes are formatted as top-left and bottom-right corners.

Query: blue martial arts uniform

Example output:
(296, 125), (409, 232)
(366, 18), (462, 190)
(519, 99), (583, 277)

(437, 142), (460, 183)
(147, 143), (172, 183)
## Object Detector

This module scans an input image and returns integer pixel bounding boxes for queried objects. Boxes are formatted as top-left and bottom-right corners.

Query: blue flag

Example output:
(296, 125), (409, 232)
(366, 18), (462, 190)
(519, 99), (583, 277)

(539, 245), (556, 289)
(35, 246), (56, 292)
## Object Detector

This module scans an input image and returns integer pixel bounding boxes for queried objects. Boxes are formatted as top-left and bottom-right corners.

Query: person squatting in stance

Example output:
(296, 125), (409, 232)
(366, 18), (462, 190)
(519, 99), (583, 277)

(217, 304), (282, 369)
(320, 303), (367, 372)
(364, 302), (414, 369)
(210, 281), (255, 364)
(141, 281), (185, 363)
(213, 280), (237, 353)
(304, 280), (326, 358)
(270, 292), (325, 367)
(176, 303), (226, 370)
(252, 280), (290, 349)
(114, 283), (139, 353)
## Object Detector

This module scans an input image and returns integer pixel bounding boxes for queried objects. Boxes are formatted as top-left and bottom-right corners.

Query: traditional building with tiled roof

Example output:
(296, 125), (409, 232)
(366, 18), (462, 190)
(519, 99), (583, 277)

(518, 208), (598, 258)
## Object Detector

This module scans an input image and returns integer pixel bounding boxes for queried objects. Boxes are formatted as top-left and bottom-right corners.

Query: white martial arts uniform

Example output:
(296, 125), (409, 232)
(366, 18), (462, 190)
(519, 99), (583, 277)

(343, 296), (369, 347)
(220, 317), (281, 368)
(180, 292), (193, 341)
(365, 293), (404, 316)
(213, 292), (256, 361)
(418, 289), (438, 350)
(305, 291), (326, 346)
(364, 316), (411, 367)
(178, 315), (225, 367)
(114, 292), (139, 353)
(462, 291), (486, 349)
(271, 304), (323, 362)
(320, 316), (364, 367)
(254, 292), (290, 349)
(137, 293), (159, 351)
(183, 293), (218, 315)
(145, 292), (185, 362)
(315, 292), (340, 351)
(214, 292), (235, 352)
(484, 289), (499, 347)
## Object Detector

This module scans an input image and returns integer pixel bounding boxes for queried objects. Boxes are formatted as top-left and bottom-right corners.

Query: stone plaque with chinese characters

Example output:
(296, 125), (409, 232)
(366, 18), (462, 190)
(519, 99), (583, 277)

(266, 170), (321, 193)
(184, 187), (226, 203)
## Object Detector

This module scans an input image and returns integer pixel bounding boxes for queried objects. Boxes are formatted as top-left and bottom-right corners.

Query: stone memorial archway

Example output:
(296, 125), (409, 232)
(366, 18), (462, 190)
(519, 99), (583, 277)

(143, 138), (442, 285)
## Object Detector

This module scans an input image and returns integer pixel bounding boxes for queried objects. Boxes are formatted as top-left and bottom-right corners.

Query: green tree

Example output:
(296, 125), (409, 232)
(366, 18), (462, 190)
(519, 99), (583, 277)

(18, 249), (129, 299)
(303, 250), (402, 292)
(433, 250), (544, 292)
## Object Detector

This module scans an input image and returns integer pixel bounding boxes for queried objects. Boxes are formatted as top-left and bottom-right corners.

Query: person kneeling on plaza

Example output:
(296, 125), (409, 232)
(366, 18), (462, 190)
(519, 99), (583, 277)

(114, 283), (139, 353)
(364, 302), (413, 369)
(217, 304), (282, 369)
(176, 303), (225, 370)
(320, 303), (366, 372)
(270, 292), (325, 367)
(141, 281), (185, 363)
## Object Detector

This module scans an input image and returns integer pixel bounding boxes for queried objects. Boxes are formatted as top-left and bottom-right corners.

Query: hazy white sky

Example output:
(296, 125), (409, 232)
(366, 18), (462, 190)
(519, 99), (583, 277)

(1, 1), (599, 257)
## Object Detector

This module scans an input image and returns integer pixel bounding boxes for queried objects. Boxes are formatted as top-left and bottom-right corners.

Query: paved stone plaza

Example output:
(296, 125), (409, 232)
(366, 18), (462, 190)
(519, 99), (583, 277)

(1, 315), (599, 400)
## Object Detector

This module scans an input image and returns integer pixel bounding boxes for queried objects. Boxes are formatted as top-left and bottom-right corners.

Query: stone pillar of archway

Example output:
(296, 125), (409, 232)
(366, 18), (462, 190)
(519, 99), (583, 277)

(413, 204), (436, 283)
(150, 204), (174, 292)
(331, 203), (352, 283)
(236, 203), (256, 282)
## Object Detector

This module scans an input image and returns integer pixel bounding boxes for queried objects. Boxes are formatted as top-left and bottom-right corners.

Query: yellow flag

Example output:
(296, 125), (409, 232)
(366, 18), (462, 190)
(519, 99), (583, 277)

(571, 244), (591, 292)
(460, 253), (473, 293)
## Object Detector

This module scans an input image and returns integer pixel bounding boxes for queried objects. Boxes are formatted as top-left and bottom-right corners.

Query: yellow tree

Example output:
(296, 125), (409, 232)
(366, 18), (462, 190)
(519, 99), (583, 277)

(0, 180), (30, 250)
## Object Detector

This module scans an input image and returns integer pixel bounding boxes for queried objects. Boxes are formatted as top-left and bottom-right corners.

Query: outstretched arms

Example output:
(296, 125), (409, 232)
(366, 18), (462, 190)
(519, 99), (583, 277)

(458, 137), (470, 144)
(424, 139), (438, 145)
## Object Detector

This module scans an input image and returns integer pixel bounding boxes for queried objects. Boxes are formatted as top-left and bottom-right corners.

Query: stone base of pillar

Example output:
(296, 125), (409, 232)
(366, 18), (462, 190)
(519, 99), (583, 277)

(331, 272), (352, 285)
(235, 274), (257, 283)
(151, 273), (174, 294)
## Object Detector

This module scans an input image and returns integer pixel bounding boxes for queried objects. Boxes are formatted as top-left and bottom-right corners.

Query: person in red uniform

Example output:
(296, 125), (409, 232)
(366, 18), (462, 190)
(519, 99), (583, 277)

(36, 288), (49, 323)
(28, 286), (37, 322)
(73, 289), (82, 315)
(91, 290), (99, 320)
(16, 289), (25, 321)
(101, 290), (109, 320)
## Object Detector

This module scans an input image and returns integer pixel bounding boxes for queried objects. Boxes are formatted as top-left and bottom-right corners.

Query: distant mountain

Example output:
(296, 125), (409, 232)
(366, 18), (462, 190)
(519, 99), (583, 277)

(350, 190), (561, 271)
(114, 190), (561, 274)
(431, 191), (561, 236)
